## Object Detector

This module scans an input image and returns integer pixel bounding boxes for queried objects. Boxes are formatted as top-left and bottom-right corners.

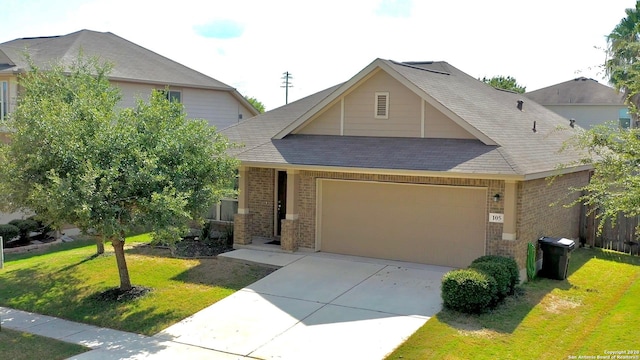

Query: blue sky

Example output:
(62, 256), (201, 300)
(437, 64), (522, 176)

(195, 20), (245, 39)
(1, 0), (636, 110)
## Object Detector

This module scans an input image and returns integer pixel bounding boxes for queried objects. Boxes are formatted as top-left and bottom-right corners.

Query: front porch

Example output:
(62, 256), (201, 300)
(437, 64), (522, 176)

(234, 166), (304, 253)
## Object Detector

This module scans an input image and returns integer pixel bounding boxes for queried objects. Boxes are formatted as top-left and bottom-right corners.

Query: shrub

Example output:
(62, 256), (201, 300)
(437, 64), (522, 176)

(469, 261), (511, 302)
(201, 221), (212, 241)
(26, 215), (53, 235)
(222, 224), (234, 247)
(471, 255), (519, 294)
(0, 224), (20, 246)
(441, 268), (497, 314)
(8, 219), (39, 241)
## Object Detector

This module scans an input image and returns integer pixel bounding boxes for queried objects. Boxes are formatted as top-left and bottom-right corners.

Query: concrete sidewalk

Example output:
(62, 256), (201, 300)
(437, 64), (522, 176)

(0, 307), (243, 359)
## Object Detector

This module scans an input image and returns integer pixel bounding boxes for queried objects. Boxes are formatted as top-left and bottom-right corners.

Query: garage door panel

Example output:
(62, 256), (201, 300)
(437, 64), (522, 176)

(319, 180), (486, 268)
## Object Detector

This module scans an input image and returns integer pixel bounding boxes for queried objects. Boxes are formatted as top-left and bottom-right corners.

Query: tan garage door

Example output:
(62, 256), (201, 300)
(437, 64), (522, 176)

(318, 179), (486, 268)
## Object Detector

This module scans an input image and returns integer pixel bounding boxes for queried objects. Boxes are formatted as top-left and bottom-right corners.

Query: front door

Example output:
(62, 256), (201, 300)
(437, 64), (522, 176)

(276, 171), (287, 236)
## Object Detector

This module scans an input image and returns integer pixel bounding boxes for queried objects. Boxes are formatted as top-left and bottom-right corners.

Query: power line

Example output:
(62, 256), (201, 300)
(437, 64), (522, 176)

(281, 71), (293, 104)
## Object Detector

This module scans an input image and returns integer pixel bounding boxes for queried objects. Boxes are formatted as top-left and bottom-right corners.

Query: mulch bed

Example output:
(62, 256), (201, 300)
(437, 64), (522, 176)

(89, 286), (152, 302)
(6, 235), (57, 248)
(173, 236), (234, 258)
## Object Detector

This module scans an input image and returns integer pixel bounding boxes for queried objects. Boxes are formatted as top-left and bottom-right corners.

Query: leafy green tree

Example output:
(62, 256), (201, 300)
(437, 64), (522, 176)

(606, 1), (640, 118)
(244, 95), (265, 113)
(0, 55), (237, 290)
(481, 75), (526, 94)
(562, 123), (640, 236)
(562, 2), (640, 239)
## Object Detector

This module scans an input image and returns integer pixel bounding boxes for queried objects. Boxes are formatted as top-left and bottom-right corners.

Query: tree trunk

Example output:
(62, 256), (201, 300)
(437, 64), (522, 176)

(96, 236), (105, 255)
(111, 235), (132, 291)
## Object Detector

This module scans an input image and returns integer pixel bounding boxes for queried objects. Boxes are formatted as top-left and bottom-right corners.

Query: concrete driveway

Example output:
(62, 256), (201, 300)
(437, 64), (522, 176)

(156, 250), (451, 359)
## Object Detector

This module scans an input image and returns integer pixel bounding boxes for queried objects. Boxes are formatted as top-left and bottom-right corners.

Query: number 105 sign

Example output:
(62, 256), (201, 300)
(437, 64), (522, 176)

(489, 213), (504, 223)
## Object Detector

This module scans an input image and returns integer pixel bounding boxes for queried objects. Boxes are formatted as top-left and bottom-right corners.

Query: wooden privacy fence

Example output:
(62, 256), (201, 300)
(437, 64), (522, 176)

(581, 205), (640, 255)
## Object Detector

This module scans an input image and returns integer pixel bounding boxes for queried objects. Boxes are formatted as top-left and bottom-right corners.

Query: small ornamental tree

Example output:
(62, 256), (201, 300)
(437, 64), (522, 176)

(0, 54), (238, 291)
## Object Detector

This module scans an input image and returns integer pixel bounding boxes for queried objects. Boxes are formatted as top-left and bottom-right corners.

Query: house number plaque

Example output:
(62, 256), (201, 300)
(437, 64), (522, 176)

(489, 213), (504, 223)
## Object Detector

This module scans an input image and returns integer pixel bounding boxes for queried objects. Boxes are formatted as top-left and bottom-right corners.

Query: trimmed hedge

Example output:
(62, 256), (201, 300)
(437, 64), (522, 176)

(471, 255), (519, 294)
(441, 255), (521, 314)
(469, 261), (511, 302)
(441, 268), (497, 314)
(8, 219), (39, 241)
(26, 215), (52, 235)
(0, 224), (20, 246)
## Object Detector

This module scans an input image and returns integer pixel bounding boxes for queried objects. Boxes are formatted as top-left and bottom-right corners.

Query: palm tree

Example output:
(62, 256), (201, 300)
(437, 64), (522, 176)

(606, 1), (640, 120)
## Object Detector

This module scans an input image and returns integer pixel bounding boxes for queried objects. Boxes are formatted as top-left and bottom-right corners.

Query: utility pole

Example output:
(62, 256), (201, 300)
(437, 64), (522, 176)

(281, 71), (293, 104)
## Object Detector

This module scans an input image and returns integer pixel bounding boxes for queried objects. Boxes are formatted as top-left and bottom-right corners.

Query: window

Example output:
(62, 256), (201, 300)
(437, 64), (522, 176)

(1, 81), (7, 121)
(159, 89), (181, 103)
(375, 91), (389, 119)
(619, 108), (631, 129)
(206, 199), (238, 222)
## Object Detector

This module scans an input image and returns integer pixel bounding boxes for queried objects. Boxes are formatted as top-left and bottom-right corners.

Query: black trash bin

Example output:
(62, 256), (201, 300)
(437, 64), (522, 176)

(538, 237), (576, 280)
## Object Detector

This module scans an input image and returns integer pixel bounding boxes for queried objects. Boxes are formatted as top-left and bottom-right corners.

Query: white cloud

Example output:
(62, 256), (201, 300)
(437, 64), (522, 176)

(375, 0), (413, 18)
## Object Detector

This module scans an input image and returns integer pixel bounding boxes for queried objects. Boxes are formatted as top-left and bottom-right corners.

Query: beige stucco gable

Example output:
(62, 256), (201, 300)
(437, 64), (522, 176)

(294, 69), (475, 139)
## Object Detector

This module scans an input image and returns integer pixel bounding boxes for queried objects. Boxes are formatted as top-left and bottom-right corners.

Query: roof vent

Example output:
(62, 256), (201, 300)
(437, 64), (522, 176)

(517, 100), (524, 111)
(532, 121), (537, 133)
(569, 118), (576, 128)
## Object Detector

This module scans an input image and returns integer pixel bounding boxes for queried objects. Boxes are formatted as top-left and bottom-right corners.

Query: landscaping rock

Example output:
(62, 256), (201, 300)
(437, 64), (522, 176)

(60, 235), (75, 243)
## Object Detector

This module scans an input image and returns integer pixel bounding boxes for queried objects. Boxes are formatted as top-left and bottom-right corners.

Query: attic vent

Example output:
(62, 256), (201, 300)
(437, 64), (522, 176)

(375, 92), (389, 119)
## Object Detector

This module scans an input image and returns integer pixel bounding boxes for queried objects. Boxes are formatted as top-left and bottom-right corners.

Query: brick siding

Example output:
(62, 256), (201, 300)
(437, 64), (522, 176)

(517, 171), (590, 265)
(247, 167), (275, 238)
(240, 166), (589, 271)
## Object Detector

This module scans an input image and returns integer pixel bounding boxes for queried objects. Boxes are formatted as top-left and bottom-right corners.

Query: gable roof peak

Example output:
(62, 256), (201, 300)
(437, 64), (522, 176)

(390, 60), (451, 75)
(573, 76), (597, 83)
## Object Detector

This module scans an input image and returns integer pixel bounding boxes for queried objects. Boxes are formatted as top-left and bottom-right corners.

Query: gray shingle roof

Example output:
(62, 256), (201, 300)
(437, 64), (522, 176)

(223, 59), (586, 178)
(239, 135), (517, 174)
(0, 29), (231, 90)
(524, 77), (624, 105)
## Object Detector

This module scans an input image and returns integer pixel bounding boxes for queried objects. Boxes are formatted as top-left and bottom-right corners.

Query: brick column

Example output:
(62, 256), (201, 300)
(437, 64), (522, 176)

(234, 213), (252, 245)
(280, 219), (298, 252)
(233, 165), (252, 246)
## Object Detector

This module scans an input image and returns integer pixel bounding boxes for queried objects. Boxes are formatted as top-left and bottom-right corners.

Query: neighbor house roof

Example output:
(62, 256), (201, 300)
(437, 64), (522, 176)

(525, 77), (624, 105)
(223, 59), (588, 180)
(0, 29), (258, 115)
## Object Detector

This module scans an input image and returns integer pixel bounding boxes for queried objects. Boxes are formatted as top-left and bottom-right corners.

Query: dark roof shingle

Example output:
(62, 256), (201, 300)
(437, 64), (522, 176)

(525, 77), (624, 105)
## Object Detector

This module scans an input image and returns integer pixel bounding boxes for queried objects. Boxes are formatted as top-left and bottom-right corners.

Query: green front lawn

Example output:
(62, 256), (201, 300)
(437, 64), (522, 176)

(0, 328), (89, 360)
(0, 234), (273, 335)
(387, 248), (640, 359)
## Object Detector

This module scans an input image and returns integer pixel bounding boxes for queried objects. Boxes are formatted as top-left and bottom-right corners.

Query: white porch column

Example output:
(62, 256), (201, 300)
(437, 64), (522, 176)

(237, 165), (249, 215)
(285, 169), (299, 220)
(502, 180), (518, 241)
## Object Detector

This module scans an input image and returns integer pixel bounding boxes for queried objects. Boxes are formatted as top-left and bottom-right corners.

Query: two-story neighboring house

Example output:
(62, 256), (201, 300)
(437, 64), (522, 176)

(0, 29), (258, 224)
(525, 77), (630, 129)
(0, 29), (258, 130)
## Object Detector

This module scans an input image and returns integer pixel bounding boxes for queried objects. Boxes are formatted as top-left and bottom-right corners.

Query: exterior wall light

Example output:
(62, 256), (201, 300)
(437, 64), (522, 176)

(493, 194), (501, 202)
